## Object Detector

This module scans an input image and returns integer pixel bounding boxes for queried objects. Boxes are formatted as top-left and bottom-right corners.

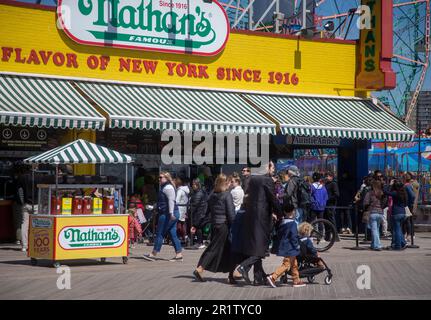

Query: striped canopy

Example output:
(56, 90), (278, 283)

(0, 75), (105, 130)
(77, 82), (276, 135)
(24, 139), (133, 164)
(244, 94), (415, 141)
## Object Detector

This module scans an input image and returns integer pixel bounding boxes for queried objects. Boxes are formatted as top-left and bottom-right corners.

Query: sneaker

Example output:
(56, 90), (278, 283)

(169, 256), (183, 262)
(198, 244), (206, 249)
(293, 281), (306, 288)
(341, 228), (346, 234)
(346, 228), (352, 235)
(266, 275), (277, 288)
(21, 248), (27, 252)
(142, 253), (156, 261)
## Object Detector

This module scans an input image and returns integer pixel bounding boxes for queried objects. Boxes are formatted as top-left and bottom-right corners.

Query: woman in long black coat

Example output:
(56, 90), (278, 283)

(193, 174), (236, 282)
(237, 164), (280, 285)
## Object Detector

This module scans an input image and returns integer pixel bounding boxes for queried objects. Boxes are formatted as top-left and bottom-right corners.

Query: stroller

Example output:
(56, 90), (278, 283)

(282, 240), (333, 285)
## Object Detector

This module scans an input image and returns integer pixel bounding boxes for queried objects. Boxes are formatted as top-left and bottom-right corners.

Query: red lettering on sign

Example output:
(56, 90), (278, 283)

(243, 70), (252, 82)
(132, 59), (142, 73)
(176, 63), (187, 77)
(1, 47), (13, 62)
(166, 62), (176, 76)
(87, 55), (99, 69)
(253, 70), (262, 83)
(39, 51), (53, 65)
(119, 58), (131, 72)
(52, 52), (65, 66)
(26, 50), (41, 65)
(142, 60), (158, 74)
(14, 48), (26, 63)
(198, 66), (209, 79)
(66, 53), (79, 68)
(188, 64), (198, 78)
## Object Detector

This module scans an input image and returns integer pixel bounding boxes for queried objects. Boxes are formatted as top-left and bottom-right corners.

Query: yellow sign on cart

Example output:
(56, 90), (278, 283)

(29, 214), (129, 262)
(55, 215), (128, 260)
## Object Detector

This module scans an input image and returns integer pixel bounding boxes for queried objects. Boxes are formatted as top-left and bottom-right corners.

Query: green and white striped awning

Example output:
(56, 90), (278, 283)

(77, 82), (276, 135)
(24, 139), (132, 164)
(0, 75), (105, 130)
(244, 94), (414, 141)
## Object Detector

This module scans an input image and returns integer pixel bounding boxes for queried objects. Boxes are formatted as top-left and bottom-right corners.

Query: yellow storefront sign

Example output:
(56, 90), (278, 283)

(0, 2), (358, 97)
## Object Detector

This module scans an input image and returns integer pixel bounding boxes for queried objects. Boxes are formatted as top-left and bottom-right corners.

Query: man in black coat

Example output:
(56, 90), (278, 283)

(236, 162), (281, 285)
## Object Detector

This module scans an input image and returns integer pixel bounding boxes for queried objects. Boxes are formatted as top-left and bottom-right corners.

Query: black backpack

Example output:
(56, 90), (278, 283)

(297, 178), (312, 209)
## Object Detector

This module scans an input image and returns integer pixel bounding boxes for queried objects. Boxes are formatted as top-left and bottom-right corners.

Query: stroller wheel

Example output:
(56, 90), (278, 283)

(307, 276), (315, 283)
(324, 275), (332, 285)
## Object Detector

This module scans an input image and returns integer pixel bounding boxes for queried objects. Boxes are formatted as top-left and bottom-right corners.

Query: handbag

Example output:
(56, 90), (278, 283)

(362, 210), (370, 224)
(405, 206), (413, 218)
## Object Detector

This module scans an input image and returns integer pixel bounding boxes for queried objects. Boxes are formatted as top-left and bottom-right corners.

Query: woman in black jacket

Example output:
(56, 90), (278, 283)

(193, 174), (236, 282)
(190, 179), (209, 249)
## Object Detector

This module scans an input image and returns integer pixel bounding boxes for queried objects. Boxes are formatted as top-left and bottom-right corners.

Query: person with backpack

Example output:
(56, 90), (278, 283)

(284, 165), (311, 224)
(308, 173), (328, 236)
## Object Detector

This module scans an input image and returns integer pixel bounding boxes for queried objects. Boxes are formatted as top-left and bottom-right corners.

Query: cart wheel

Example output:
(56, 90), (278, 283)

(307, 276), (315, 284)
(53, 261), (61, 268)
(122, 257), (128, 264)
(324, 275), (332, 285)
(100, 258), (106, 263)
(30, 258), (37, 266)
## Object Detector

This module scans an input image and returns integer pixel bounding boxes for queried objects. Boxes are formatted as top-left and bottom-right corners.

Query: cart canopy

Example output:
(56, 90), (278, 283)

(23, 139), (133, 164)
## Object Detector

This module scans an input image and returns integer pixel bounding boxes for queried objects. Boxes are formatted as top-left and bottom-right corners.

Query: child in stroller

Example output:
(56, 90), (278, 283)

(282, 222), (333, 285)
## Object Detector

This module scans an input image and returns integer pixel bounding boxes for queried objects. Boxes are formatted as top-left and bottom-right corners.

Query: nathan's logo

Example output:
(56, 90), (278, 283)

(58, 0), (230, 56)
(58, 225), (126, 249)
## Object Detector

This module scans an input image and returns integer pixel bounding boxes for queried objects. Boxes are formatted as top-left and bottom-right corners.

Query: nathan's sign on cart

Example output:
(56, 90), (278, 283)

(57, 0), (230, 56)
(58, 224), (126, 249)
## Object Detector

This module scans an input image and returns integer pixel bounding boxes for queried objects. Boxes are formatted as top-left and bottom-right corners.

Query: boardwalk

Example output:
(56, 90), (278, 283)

(0, 234), (430, 300)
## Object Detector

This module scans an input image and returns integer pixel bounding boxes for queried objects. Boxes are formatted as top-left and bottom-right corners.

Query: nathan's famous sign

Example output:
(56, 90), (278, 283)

(0, 1), (357, 96)
(58, 0), (230, 56)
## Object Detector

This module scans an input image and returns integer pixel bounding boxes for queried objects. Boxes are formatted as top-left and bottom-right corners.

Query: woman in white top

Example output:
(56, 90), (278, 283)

(230, 176), (244, 213)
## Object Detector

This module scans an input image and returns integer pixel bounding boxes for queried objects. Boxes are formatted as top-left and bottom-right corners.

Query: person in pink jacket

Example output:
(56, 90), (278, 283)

(128, 209), (143, 248)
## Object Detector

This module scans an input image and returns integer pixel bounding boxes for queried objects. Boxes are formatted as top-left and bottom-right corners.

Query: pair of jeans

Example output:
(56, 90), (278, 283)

(153, 211), (182, 253)
(240, 256), (265, 282)
(295, 208), (304, 225)
(369, 213), (383, 249)
(391, 214), (406, 249)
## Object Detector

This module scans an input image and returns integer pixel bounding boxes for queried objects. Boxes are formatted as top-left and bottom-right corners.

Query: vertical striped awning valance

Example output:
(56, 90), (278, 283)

(244, 94), (415, 141)
(0, 75), (105, 130)
(76, 82), (276, 135)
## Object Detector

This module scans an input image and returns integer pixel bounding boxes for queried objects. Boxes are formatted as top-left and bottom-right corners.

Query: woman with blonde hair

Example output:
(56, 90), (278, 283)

(193, 174), (236, 282)
(143, 171), (183, 261)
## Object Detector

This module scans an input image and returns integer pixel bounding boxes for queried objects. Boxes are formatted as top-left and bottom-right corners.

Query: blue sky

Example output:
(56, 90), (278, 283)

(11, 0), (431, 92)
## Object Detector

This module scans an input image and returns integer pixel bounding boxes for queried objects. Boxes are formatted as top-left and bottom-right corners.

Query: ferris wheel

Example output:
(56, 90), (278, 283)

(219, 0), (430, 124)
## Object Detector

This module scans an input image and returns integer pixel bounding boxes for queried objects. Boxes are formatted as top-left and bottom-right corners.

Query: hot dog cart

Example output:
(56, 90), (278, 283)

(23, 139), (133, 268)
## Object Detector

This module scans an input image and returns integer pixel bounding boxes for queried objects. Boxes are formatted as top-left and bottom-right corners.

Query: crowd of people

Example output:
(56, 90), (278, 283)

(125, 163), (419, 288)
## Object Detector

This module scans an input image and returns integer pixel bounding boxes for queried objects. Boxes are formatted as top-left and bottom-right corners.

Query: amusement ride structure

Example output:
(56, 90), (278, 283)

(220, 0), (430, 126)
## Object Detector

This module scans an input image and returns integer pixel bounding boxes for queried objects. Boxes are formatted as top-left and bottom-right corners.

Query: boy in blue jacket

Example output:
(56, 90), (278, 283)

(267, 203), (306, 288)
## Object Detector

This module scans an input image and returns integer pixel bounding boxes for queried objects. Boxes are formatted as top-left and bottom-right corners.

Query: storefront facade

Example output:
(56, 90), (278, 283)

(0, 0), (414, 240)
